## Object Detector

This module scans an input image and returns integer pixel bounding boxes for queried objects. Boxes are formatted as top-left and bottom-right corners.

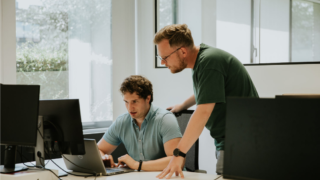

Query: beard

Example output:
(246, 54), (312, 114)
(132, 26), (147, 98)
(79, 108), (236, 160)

(170, 55), (187, 74)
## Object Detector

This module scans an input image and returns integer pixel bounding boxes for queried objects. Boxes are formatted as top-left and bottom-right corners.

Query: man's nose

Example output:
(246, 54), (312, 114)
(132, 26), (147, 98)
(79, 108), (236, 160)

(128, 103), (134, 111)
(161, 59), (166, 65)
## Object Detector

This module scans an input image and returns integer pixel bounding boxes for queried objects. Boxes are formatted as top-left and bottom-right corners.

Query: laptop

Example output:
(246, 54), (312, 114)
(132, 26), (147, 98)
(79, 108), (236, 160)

(62, 139), (135, 176)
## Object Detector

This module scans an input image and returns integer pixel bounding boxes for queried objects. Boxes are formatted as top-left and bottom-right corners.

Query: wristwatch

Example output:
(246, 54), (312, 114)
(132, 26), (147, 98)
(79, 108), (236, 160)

(173, 148), (186, 158)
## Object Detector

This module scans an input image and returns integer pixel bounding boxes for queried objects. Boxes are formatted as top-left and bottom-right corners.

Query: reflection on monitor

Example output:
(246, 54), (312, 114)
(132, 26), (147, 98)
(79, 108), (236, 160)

(38, 99), (85, 155)
(0, 84), (40, 173)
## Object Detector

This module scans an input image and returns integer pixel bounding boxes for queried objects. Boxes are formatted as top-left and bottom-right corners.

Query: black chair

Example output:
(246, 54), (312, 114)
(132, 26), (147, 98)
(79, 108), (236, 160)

(174, 110), (206, 173)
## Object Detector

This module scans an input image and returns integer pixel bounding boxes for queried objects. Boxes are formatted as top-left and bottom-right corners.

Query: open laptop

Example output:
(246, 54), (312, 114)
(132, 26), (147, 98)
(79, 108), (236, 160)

(62, 139), (135, 176)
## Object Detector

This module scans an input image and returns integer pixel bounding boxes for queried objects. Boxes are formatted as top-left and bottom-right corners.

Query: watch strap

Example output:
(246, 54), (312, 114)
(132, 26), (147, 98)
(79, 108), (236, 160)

(138, 160), (143, 171)
(179, 151), (186, 158)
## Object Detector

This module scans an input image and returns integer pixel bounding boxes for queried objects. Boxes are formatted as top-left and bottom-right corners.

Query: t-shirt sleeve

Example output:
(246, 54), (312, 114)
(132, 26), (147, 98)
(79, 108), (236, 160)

(102, 118), (122, 146)
(196, 69), (225, 104)
(160, 113), (182, 144)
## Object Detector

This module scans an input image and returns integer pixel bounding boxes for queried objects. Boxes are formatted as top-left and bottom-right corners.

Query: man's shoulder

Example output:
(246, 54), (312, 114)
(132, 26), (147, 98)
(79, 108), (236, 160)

(152, 106), (175, 121)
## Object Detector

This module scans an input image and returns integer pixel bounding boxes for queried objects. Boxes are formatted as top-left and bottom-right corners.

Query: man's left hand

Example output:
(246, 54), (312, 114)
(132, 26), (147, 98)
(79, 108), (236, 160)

(117, 154), (139, 170)
(156, 156), (184, 179)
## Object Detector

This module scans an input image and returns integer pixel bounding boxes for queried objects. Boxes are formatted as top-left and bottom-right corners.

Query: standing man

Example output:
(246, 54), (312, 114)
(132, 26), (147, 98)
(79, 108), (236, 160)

(154, 24), (259, 179)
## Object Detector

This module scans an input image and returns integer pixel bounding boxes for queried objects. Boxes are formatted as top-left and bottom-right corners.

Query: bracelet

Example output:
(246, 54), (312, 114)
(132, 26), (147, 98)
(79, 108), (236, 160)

(138, 160), (143, 171)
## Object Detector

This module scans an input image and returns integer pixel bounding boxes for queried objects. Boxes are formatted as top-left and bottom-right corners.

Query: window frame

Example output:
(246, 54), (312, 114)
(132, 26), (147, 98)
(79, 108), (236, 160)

(154, 0), (179, 68)
(250, 0), (320, 65)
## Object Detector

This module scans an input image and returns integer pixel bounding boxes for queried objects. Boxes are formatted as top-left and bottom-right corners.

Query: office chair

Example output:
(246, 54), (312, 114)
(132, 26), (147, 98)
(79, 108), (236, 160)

(174, 110), (206, 173)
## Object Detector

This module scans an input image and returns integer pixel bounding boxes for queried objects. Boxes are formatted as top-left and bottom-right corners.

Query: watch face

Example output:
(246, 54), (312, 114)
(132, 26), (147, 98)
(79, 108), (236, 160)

(173, 148), (179, 157)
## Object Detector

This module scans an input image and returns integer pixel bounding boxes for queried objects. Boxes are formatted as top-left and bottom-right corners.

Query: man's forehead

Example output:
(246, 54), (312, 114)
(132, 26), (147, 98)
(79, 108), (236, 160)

(157, 39), (174, 54)
(123, 92), (140, 100)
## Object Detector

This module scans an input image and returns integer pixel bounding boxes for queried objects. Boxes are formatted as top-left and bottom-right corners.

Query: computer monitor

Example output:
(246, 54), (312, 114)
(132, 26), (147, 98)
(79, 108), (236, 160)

(224, 97), (320, 180)
(0, 84), (40, 173)
(276, 94), (320, 99)
(38, 99), (85, 155)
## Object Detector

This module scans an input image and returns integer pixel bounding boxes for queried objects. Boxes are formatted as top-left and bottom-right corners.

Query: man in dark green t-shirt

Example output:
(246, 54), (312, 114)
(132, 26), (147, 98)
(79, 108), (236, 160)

(154, 24), (258, 179)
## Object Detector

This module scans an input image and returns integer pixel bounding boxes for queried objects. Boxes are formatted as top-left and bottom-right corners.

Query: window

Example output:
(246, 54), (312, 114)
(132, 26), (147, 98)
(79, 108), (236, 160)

(251, 0), (320, 63)
(155, 0), (179, 68)
(291, 0), (320, 62)
(158, 0), (320, 65)
(155, 0), (202, 68)
(16, 0), (113, 128)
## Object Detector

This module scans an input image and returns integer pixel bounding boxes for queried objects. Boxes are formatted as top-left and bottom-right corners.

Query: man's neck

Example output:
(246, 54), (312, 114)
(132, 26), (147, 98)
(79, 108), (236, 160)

(186, 45), (200, 69)
(134, 105), (151, 129)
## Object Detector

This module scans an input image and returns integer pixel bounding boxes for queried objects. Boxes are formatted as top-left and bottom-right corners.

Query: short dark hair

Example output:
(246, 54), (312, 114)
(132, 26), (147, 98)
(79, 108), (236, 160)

(120, 75), (153, 105)
(153, 24), (194, 49)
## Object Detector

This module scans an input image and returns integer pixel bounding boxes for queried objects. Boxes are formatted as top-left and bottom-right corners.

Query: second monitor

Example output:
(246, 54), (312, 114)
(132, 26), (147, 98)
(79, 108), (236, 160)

(38, 99), (85, 155)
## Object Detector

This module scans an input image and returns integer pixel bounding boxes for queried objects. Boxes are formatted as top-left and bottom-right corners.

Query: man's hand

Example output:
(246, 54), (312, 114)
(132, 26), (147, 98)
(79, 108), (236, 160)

(102, 154), (116, 168)
(117, 154), (139, 170)
(156, 156), (184, 179)
(167, 104), (184, 113)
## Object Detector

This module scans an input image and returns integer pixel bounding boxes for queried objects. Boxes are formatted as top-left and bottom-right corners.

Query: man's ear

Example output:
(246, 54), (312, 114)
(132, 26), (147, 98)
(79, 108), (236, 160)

(180, 47), (188, 57)
(146, 95), (151, 104)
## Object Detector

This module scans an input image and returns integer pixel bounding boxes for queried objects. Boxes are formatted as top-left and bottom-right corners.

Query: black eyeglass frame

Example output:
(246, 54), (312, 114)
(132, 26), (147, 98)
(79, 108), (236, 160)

(156, 47), (182, 64)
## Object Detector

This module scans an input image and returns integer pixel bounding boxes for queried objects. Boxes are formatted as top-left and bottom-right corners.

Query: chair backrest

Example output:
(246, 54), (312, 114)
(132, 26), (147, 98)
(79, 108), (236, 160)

(173, 110), (199, 172)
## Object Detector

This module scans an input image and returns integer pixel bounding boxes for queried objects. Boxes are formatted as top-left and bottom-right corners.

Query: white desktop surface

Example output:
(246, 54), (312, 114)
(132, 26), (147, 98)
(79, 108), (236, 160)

(44, 158), (220, 180)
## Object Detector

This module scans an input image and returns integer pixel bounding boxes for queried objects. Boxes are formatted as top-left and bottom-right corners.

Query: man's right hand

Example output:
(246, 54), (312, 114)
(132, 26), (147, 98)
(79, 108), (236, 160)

(101, 154), (115, 168)
(167, 104), (184, 113)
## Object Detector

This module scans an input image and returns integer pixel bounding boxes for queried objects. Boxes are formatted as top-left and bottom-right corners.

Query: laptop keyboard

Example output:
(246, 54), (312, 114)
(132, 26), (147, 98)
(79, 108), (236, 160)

(105, 168), (124, 173)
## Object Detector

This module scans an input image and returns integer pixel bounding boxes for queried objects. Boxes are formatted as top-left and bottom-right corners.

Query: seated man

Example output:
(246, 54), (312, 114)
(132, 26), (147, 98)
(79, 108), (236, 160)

(97, 75), (183, 171)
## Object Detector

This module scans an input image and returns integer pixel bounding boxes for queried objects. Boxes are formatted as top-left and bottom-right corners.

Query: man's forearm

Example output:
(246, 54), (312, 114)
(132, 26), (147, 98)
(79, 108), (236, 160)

(182, 95), (196, 110)
(177, 104), (215, 153)
(139, 156), (184, 171)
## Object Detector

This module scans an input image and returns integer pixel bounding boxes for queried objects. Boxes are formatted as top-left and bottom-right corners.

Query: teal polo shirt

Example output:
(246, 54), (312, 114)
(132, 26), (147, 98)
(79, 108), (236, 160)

(103, 105), (182, 161)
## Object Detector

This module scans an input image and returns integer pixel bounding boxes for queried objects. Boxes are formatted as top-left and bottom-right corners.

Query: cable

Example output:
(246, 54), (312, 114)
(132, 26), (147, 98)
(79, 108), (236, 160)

(16, 147), (61, 180)
(37, 126), (98, 179)
(19, 146), (36, 166)
(48, 159), (97, 180)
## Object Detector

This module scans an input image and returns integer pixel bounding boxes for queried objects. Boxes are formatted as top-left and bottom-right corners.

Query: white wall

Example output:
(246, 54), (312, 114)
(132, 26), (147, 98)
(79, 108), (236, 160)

(0, 0), (16, 84)
(260, 0), (290, 63)
(112, 0), (136, 120)
(245, 64), (320, 98)
(216, 0), (251, 64)
(0, 0), (2, 83)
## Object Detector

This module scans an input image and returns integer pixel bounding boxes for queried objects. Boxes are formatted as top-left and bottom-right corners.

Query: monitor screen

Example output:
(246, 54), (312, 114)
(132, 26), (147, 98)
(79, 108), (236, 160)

(224, 97), (320, 180)
(1, 84), (40, 147)
(38, 99), (85, 155)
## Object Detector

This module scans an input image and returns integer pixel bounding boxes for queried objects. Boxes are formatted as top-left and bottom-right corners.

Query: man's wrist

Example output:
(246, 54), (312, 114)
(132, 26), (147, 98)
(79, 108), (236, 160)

(173, 148), (186, 158)
(134, 161), (139, 170)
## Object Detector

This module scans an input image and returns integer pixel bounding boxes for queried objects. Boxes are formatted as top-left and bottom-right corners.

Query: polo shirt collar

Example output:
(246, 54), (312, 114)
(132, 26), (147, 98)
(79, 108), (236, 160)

(131, 104), (154, 123)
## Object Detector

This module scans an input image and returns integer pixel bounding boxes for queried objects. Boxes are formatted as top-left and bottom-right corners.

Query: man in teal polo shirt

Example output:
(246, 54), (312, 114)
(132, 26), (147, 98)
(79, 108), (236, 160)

(154, 24), (259, 178)
(97, 75), (183, 171)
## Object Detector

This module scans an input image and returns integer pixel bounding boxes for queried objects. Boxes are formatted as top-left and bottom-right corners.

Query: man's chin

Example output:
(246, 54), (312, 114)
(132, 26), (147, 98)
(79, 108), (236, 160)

(170, 68), (184, 74)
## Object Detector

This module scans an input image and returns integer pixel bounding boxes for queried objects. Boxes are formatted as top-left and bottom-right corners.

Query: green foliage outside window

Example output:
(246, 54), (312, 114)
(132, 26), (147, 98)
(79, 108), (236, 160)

(16, 42), (68, 72)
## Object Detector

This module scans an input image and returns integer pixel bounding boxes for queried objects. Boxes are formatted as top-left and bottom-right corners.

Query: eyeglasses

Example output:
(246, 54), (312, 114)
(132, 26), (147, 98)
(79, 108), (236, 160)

(156, 47), (182, 63)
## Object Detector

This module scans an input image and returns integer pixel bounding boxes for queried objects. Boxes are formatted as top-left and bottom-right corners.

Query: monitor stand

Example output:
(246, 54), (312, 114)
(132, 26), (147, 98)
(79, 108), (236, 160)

(0, 146), (28, 173)
(35, 116), (45, 167)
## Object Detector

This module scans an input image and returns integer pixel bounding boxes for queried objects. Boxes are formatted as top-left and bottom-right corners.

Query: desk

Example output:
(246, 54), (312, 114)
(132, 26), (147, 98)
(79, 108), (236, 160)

(45, 158), (223, 180)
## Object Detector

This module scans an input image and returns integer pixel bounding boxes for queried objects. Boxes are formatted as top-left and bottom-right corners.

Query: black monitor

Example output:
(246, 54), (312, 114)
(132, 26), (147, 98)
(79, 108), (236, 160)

(0, 84), (40, 173)
(224, 97), (320, 180)
(38, 99), (85, 155)
(276, 94), (320, 99)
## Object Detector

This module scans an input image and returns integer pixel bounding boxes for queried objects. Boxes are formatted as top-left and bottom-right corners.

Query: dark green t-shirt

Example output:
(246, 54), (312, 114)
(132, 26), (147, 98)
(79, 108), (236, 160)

(192, 44), (259, 151)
